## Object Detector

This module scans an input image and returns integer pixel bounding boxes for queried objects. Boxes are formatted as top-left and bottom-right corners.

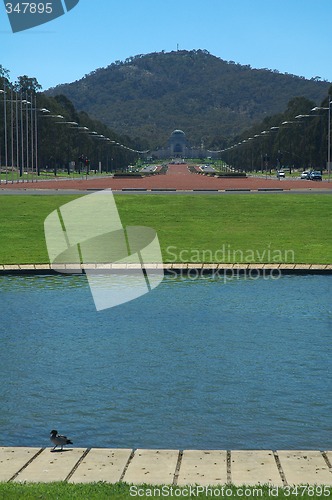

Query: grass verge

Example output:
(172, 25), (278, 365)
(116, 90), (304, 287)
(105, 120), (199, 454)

(0, 194), (331, 265)
(0, 483), (331, 499)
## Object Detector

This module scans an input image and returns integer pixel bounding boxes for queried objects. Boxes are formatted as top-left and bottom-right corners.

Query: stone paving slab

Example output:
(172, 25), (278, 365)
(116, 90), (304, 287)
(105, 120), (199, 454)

(34, 264), (51, 270)
(0, 447), (41, 482)
(310, 265), (328, 270)
(247, 263), (265, 269)
(13, 448), (86, 483)
(177, 450), (227, 486)
(231, 450), (283, 487)
(123, 449), (179, 485)
(69, 448), (132, 484)
(277, 451), (332, 485)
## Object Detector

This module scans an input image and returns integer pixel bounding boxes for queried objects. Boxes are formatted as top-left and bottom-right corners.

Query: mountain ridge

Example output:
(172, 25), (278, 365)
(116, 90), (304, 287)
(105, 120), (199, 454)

(46, 50), (330, 148)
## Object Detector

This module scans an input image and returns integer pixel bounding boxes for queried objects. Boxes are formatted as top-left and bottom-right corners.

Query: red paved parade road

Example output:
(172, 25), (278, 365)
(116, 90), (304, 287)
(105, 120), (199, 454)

(1, 164), (331, 191)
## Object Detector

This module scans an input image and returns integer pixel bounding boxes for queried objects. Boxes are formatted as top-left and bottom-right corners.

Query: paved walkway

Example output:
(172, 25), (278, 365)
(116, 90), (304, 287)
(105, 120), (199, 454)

(0, 164), (331, 191)
(0, 263), (331, 273)
(1, 448), (332, 485)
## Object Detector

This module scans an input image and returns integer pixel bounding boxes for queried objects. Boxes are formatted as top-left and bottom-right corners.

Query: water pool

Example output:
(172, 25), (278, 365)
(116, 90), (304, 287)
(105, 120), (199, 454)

(0, 273), (331, 450)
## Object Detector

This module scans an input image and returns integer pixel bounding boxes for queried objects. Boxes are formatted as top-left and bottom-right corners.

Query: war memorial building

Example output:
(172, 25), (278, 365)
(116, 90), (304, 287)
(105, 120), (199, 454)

(151, 129), (218, 159)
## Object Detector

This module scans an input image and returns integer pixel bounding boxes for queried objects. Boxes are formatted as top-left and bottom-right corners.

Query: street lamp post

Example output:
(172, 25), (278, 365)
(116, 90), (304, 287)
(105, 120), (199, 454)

(0, 86), (8, 184)
(311, 98), (332, 182)
(0, 89), (4, 184)
(329, 98), (331, 182)
(329, 99), (331, 182)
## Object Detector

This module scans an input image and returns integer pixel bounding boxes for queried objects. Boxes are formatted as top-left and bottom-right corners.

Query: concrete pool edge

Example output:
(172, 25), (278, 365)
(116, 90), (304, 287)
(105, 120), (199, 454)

(1, 447), (332, 486)
(0, 263), (331, 275)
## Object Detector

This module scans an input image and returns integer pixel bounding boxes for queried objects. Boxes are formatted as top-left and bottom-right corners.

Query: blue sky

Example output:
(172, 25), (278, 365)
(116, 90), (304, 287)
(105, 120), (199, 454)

(1, 0), (331, 90)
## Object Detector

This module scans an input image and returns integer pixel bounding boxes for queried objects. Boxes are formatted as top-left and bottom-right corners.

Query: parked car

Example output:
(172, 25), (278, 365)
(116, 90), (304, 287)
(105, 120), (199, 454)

(300, 171), (310, 179)
(277, 171), (285, 178)
(309, 171), (322, 181)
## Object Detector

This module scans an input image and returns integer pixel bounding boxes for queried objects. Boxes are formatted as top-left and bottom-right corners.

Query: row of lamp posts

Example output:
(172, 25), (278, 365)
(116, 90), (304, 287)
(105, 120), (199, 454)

(0, 84), (150, 183)
(208, 95), (332, 181)
(0, 83), (54, 184)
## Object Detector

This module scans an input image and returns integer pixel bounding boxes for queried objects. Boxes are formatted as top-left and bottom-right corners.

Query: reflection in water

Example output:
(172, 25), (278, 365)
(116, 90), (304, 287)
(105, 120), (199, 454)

(0, 273), (331, 449)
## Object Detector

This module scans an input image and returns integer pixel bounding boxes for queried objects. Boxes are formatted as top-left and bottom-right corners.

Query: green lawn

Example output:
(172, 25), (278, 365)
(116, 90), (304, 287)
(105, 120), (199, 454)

(0, 194), (331, 264)
(0, 483), (330, 500)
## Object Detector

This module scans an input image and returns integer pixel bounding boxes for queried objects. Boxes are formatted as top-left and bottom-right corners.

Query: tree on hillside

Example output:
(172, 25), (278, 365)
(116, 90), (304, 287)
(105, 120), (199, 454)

(221, 92), (331, 172)
(0, 72), (137, 173)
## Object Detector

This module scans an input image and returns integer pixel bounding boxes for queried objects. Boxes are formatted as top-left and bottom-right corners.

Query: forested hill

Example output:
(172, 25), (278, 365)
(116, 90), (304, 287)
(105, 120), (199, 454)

(46, 50), (330, 149)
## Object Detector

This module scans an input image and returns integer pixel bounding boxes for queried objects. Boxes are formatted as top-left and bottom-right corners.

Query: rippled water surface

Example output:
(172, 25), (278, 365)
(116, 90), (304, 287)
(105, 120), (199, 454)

(0, 273), (331, 449)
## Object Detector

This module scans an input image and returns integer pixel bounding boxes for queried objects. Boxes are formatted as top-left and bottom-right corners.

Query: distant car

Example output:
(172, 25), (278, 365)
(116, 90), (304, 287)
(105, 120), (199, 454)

(310, 171), (322, 181)
(277, 171), (285, 178)
(301, 171), (310, 179)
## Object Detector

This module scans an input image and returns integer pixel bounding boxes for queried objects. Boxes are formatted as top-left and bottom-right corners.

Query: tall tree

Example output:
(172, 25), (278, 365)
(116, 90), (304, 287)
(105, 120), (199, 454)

(15, 75), (42, 93)
(0, 65), (11, 88)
